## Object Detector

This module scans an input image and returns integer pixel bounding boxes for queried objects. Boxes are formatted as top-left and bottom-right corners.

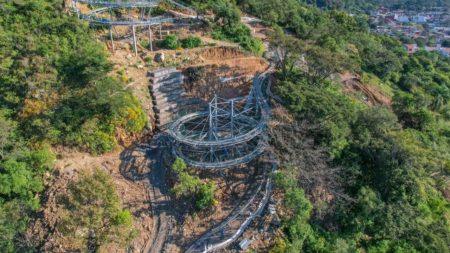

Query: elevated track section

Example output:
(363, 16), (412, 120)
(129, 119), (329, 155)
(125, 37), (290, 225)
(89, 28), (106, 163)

(71, 0), (196, 54)
(185, 154), (276, 253)
(74, 0), (161, 8)
(168, 72), (272, 169)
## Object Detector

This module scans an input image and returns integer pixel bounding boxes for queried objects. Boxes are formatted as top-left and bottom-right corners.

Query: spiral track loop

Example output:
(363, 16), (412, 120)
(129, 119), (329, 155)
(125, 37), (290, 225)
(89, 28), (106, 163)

(169, 72), (271, 169)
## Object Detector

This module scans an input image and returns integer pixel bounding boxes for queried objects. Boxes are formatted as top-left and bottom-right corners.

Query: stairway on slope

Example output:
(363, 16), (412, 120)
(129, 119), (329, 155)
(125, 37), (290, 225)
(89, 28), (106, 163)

(149, 68), (187, 128)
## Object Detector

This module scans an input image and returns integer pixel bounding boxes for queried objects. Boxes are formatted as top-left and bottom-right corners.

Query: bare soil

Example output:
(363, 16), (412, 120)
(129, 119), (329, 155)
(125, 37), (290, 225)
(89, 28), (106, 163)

(166, 166), (259, 252)
(341, 72), (392, 106)
(180, 47), (268, 101)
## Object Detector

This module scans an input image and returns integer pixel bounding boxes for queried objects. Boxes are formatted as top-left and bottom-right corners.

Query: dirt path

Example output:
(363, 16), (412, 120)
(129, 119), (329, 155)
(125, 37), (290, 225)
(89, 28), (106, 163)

(144, 133), (175, 253)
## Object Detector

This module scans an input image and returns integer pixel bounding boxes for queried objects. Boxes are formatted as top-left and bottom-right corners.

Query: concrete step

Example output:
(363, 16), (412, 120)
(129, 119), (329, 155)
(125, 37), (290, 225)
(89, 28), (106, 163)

(152, 86), (182, 96)
(150, 73), (184, 86)
(148, 67), (177, 78)
(151, 80), (184, 94)
(152, 91), (186, 102)
(151, 76), (184, 90)
(154, 99), (180, 109)
(154, 102), (182, 114)
(152, 91), (184, 102)
(154, 97), (191, 109)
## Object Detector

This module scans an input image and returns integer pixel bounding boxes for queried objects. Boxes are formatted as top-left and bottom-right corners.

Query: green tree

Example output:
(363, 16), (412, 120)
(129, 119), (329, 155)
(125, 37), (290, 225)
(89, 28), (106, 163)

(273, 171), (326, 252)
(0, 111), (55, 252)
(212, 0), (241, 29)
(181, 36), (202, 48)
(269, 27), (305, 80)
(170, 158), (217, 210)
(304, 45), (354, 85)
(159, 35), (179, 49)
(0, 201), (27, 252)
(442, 39), (450, 48)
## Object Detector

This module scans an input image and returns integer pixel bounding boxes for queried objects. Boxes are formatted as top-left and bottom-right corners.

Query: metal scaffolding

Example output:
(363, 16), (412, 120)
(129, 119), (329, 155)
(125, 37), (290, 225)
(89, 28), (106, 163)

(169, 73), (271, 169)
(71, 0), (195, 55)
(185, 153), (276, 253)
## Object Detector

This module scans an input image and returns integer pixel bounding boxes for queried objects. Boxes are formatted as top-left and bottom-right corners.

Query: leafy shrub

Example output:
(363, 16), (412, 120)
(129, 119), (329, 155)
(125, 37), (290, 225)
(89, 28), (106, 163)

(212, 23), (264, 55)
(140, 39), (151, 50)
(195, 182), (217, 210)
(82, 128), (117, 155)
(172, 157), (187, 173)
(151, 5), (166, 16)
(170, 158), (217, 210)
(172, 171), (202, 197)
(171, 158), (200, 197)
(442, 39), (450, 48)
(144, 56), (153, 63)
(181, 36), (202, 48)
(159, 35), (180, 49)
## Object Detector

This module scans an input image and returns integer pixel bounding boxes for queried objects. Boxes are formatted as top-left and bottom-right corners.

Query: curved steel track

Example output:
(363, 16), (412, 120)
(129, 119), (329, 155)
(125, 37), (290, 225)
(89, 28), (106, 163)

(185, 154), (276, 253)
(72, 1), (276, 250)
(73, 0), (195, 26)
(75, 0), (161, 7)
(168, 72), (272, 169)
(169, 69), (276, 252)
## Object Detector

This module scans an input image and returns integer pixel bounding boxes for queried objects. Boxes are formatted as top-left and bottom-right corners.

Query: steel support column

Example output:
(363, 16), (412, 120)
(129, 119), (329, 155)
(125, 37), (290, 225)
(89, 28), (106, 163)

(109, 26), (115, 52)
(148, 25), (153, 51)
(132, 24), (137, 56)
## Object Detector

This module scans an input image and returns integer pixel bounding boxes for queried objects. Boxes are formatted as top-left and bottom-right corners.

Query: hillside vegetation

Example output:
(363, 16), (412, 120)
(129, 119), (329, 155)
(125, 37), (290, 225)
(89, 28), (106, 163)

(238, 0), (450, 252)
(0, 1), (146, 251)
(280, 0), (449, 11)
(253, 0), (450, 12)
(183, 0), (264, 55)
(1, 0), (449, 252)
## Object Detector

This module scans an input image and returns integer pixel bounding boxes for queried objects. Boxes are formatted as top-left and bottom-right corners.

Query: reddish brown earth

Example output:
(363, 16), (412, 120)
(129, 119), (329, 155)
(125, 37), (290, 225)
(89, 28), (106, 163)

(341, 72), (392, 106)
(167, 166), (258, 252)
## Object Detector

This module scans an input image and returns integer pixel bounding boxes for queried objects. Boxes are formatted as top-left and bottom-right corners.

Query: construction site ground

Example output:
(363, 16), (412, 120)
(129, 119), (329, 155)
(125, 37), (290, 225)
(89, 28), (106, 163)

(26, 16), (271, 253)
(167, 166), (260, 252)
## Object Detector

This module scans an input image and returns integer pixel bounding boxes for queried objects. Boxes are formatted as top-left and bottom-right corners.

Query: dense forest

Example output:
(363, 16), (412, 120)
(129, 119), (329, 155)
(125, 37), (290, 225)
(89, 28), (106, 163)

(237, 0), (450, 252)
(300, 0), (450, 11)
(185, 0), (450, 251)
(0, 1), (146, 251)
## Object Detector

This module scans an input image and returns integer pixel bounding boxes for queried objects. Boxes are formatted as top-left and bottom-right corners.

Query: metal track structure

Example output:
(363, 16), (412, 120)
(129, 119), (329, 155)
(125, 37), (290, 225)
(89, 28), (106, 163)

(167, 71), (275, 252)
(168, 73), (271, 169)
(185, 153), (276, 253)
(71, 0), (196, 55)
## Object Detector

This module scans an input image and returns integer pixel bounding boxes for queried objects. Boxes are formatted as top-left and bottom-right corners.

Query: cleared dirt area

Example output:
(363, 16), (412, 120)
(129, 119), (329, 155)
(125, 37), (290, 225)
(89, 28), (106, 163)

(182, 49), (268, 101)
(340, 72), (392, 106)
(166, 165), (260, 252)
